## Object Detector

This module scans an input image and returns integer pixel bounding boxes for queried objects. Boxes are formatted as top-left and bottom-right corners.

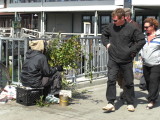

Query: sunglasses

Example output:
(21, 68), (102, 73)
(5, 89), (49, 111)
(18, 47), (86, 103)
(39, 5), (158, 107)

(113, 20), (118, 22)
(144, 25), (151, 29)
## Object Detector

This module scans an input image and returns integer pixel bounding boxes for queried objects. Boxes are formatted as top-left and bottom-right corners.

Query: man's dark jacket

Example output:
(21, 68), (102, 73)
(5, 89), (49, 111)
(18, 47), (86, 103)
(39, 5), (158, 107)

(101, 22), (145, 63)
(20, 49), (57, 88)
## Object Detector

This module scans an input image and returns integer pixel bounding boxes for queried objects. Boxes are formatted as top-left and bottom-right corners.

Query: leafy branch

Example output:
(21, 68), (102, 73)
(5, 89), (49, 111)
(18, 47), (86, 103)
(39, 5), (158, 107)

(46, 35), (94, 89)
(46, 35), (82, 69)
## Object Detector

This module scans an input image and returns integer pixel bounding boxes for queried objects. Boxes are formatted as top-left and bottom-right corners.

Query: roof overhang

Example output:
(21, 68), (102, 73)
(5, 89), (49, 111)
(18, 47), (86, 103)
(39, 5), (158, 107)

(0, 5), (123, 13)
(132, 0), (160, 6)
(0, 12), (14, 15)
(132, 0), (160, 12)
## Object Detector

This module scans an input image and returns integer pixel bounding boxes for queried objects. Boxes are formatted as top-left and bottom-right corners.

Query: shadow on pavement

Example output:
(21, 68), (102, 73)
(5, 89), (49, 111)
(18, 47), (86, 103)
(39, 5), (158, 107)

(69, 90), (93, 105)
(110, 90), (149, 110)
(114, 90), (160, 110)
(69, 90), (104, 105)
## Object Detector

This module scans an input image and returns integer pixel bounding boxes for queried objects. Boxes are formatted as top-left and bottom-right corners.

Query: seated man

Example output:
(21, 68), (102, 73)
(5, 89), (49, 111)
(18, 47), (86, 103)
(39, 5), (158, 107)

(20, 40), (63, 96)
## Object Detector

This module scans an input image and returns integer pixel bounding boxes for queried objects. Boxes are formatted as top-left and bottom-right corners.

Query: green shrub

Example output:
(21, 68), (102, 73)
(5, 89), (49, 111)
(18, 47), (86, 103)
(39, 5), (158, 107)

(46, 35), (82, 69)
(46, 35), (93, 89)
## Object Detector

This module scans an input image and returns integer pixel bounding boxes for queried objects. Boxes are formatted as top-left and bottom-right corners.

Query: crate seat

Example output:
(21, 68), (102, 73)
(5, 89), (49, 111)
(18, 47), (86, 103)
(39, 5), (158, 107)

(16, 87), (44, 106)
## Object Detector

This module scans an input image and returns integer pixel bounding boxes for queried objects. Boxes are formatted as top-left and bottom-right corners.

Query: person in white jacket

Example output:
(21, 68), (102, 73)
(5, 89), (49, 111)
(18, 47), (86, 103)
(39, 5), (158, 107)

(141, 17), (160, 109)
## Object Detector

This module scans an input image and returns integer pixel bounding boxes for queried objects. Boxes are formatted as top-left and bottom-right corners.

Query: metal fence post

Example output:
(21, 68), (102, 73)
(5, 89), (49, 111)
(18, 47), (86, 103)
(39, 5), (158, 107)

(0, 38), (2, 61)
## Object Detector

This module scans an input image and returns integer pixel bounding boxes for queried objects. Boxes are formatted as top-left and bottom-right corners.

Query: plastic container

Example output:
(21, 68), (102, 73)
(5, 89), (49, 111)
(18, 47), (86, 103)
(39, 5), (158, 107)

(16, 87), (43, 106)
(59, 95), (69, 106)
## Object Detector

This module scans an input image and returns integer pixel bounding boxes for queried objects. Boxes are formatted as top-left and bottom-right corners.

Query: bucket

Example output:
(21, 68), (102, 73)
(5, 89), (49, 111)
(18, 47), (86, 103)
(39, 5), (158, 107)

(59, 95), (69, 106)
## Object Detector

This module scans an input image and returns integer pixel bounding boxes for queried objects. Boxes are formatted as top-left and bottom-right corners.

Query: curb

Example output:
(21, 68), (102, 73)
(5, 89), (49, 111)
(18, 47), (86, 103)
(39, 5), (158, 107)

(75, 77), (107, 89)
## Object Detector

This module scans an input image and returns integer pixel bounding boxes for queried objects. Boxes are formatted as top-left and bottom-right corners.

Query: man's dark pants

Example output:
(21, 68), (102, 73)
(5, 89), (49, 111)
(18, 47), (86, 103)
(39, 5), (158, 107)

(41, 71), (62, 97)
(106, 59), (134, 105)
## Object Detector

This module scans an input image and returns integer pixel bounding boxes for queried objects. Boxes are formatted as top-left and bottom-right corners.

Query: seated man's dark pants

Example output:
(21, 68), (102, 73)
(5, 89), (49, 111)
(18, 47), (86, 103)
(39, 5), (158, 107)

(41, 71), (62, 97)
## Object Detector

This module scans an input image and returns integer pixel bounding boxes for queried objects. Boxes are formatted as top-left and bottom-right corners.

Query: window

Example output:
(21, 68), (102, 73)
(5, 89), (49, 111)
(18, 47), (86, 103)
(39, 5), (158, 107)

(135, 16), (143, 29)
(82, 15), (93, 33)
(82, 15), (111, 34)
(83, 16), (91, 21)
(101, 16), (110, 24)
(100, 16), (110, 33)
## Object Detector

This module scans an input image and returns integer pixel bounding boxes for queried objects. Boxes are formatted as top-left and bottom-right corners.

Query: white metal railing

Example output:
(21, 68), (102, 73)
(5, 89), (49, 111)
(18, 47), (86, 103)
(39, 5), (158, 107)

(0, 27), (102, 40)
(0, 36), (108, 85)
(0, 27), (14, 37)
(0, 37), (28, 84)
(21, 28), (41, 38)
(44, 32), (102, 39)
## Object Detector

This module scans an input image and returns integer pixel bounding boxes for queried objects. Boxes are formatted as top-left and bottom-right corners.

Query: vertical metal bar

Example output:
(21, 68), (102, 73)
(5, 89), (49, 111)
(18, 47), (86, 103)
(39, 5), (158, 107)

(93, 38), (95, 72)
(18, 39), (20, 83)
(86, 38), (89, 72)
(24, 38), (28, 60)
(97, 38), (99, 72)
(102, 42), (105, 71)
(0, 38), (2, 88)
(6, 40), (9, 68)
(89, 38), (92, 74)
(106, 48), (109, 73)
(0, 38), (2, 61)
(95, 39), (98, 72)
(100, 40), (102, 71)
(12, 39), (14, 83)
(80, 38), (83, 74)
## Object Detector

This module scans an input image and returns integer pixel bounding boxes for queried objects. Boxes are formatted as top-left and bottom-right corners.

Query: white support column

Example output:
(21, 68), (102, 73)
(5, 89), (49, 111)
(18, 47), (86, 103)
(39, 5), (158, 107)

(41, 11), (45, 36)
(94, 11), (98, 37)
(14, 12), (17, 21)
(31, 14), (34, 29)
(14, 12), (17, 37)
(131, 5), (135, 20)
(40, 0), (45, 36)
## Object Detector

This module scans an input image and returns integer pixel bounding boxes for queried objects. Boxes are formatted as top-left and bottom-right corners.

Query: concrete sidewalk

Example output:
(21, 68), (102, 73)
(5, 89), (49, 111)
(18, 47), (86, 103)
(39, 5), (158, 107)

(0, 79), (160, 120)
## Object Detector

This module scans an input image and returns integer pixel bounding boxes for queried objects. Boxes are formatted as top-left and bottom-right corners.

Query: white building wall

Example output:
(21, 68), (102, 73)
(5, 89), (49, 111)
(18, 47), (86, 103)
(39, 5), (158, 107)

(3, 0), (120, 12)
(0, 1), (4, 8)
(115, 0), (124, 6)
(132, 0), (160, 6)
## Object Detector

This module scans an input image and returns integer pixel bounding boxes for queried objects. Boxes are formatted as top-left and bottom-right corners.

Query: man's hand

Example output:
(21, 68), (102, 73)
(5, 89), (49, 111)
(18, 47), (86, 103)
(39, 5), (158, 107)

(56, 65), (63, 71)
(131, 53), (136, 58)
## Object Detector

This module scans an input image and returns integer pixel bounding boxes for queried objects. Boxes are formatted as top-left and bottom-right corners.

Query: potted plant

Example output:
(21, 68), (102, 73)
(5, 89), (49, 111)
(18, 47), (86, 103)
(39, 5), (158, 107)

(46, 35), (83, 105)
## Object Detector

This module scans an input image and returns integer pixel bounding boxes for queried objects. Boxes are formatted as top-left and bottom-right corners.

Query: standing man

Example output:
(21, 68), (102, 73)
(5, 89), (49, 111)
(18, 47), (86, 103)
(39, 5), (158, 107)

(124, 8), (147, 91)
(101, 8), (145, 112)
(124, 8), (141, 28)
(117, 8), (145, 103)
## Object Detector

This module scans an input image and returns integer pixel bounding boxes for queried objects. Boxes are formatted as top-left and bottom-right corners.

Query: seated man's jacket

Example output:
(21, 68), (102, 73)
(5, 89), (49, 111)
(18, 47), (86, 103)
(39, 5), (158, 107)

(20, 49), (57, 88)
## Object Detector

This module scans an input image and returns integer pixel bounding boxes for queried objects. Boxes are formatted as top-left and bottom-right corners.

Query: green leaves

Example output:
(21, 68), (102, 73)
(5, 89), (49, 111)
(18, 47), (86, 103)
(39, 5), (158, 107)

(46, 35), (82, 70)
(36, 96), (50, 107)
(46, 35), (94, 89)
